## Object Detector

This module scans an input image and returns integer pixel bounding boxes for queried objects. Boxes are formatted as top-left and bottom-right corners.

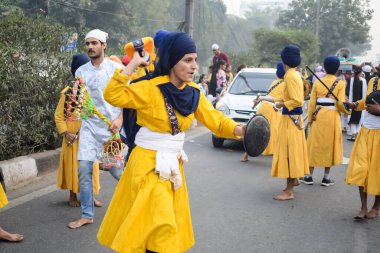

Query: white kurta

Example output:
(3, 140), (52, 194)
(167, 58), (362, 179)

(75, 58), (123, 161)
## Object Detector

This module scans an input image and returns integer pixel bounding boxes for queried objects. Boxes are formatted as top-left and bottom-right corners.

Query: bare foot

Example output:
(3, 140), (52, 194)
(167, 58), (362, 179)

(294, 178), (300, 187)
(273, 191), (294, 201)
(69, 192), (80, 207)
(94, 198), (103, 207)
(69, 199), (80, 207)
(0, 227), (23, 242)
(241, 153), (249, 162)
(354, 208), (368, 220)
(365, 208), (379, 219)
(67, 218), (93, 229)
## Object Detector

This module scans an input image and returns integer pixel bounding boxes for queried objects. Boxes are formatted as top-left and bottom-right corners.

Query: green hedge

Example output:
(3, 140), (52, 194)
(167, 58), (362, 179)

(0, 12), (78, 160)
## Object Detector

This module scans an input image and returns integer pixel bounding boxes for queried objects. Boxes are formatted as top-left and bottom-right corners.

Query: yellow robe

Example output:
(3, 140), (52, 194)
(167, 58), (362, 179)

(0, 183), (8, 208)
(256, 78), (285, 155)
(55, 87), (100, 195)
(271, 68), (309, 178)
(346, 77), (380, 195)
(97, 71), (239, 253)
(307, 74), (345, 167)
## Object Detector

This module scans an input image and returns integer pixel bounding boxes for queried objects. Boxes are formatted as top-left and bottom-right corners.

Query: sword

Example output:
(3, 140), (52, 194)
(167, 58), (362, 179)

(306, 65), (351, 113)
(305, 66), (339, 101)
(252, 93), (262, 110)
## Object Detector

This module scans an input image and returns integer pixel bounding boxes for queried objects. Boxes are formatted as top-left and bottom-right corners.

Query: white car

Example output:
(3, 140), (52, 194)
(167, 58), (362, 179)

(212, 67), (309, 148)
(212, 68), (277, 147)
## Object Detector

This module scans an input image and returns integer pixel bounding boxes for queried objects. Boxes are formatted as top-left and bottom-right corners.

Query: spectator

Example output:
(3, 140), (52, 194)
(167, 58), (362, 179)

(236, 64), (247, 74)
(225, 64), (233, 84)
(312, 65), (326, 84)
(197, 74), (208, 95)
(215, 59), (227, 89)
(347, 66), (367, 141)
(362, 64), (372, 83)
(211, 43), (230, 67)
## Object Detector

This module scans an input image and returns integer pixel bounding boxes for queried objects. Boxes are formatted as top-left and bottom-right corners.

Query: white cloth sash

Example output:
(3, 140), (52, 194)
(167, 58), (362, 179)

(135, 127), (188, 190)
(317, 97), (337, 110)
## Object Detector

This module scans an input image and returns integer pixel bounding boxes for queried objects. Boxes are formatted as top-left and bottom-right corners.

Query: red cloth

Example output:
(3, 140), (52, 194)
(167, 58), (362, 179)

(122, 55), (131, 66)
(213, 52), (230, 66)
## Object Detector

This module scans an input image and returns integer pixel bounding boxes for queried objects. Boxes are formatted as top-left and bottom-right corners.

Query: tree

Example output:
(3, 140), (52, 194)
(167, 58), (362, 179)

(0, 10), (77, 160)
(252, 28), (319, 67)
(276, 0), (373, 59)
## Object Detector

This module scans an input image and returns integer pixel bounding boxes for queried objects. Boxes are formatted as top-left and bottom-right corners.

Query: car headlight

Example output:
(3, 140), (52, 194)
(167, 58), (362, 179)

(215, 102), (230, 115)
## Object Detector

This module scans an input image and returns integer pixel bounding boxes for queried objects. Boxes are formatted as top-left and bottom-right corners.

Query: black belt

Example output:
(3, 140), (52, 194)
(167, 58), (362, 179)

(316, 102), (334, 106)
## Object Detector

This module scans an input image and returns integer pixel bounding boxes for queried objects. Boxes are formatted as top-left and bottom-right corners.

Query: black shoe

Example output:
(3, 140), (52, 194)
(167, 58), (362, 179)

(347, 138), (355, 142)
(300, 176), (313, 185)
(321, 177), (335, 186)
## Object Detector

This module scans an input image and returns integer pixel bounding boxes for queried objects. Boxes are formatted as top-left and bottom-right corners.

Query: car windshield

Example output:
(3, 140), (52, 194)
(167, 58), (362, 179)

(229, 72), (277, 95)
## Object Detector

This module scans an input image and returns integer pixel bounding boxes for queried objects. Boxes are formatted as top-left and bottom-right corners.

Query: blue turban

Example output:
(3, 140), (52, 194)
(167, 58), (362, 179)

(154, 32), (197, 76)
(154, 29), (170, 49)
(281, 45), (301, 68)
(71, 53), (90, 77)
(276, 61), (285, 78)
(324, 55), (340, 74)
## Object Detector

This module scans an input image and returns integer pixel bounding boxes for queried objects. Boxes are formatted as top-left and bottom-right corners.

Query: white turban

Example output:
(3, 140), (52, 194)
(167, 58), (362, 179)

(211, 43), (219, 50)
(315, 65), (323, 72)
(85, 29), (108, 43)
(362, 65), (371, 73)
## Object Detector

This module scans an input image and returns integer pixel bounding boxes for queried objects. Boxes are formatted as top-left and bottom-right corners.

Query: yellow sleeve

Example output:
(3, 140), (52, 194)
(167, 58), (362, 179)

(271, 82), (285, 101)
(356, 78), (374, 111)
(308, 82), (317, 121)
(194, 93), (239, 139)
(54, 90), (68, 135)
(103, 69), (152, 109)
(284, 75), (303, 110)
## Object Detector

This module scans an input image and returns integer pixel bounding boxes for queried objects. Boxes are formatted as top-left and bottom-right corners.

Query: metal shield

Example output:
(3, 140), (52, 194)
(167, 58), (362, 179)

(243, 114), (270, 157)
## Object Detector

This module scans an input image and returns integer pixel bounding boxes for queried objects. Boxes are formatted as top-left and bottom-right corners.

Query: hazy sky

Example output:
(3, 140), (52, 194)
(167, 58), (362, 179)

(224, 0), (380, 63)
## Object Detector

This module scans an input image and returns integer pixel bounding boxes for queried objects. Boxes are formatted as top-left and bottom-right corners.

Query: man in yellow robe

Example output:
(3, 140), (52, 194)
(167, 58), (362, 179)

(55, 54), (101, 207)
(261, 45), (309, 200)
(346, 76), (380, 219)
(0, 184), (23, 242)
(300, 56), (346, 186)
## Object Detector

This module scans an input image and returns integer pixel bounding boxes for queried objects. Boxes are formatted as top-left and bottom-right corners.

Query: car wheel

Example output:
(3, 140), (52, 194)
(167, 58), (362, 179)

(212, 135), (224, 148)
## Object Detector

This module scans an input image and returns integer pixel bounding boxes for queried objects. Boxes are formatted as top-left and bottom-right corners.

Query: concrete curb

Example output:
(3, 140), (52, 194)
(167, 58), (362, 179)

(0, 149), (61, 189)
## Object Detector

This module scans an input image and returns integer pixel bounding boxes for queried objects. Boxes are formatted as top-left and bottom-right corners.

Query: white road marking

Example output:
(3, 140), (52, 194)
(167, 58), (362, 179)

(0, 185), (57, 212)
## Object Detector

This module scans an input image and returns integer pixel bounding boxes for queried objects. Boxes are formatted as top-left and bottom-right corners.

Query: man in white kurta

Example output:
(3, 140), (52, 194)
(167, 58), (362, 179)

(68, 29), (123, 229)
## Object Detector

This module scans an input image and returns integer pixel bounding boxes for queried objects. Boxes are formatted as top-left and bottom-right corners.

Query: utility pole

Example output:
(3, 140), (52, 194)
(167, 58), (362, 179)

(315, 0), (320, 38)
(184, 0), (194, 37)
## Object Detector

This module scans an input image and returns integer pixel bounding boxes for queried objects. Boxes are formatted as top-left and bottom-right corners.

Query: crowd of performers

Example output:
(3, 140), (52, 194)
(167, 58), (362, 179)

(0, 27), (379, 253)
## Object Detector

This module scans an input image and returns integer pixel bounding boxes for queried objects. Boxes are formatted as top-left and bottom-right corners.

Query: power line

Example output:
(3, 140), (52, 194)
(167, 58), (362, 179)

(48, 0), (183, 24)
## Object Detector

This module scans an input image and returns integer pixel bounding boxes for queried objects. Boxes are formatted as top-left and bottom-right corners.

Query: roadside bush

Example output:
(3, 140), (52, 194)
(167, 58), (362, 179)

(0, 12), (77, 160)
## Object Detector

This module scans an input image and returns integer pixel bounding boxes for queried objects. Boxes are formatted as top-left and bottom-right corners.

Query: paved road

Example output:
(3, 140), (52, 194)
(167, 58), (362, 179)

(1, 126), (379, 253)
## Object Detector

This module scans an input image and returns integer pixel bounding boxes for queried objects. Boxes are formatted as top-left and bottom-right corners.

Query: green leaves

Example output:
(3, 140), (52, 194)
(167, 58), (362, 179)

(252, 28), (319, 66)
(0, 10), (73, 160)
(276, 0), (373, 59)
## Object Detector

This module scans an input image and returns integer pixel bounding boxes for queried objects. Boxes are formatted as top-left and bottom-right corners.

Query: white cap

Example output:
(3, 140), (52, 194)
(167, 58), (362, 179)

(211, 43), (219, 50)
(85, 29), (108, 43)
(362, 65), (371, 73)
(315, 65), (323, 72)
